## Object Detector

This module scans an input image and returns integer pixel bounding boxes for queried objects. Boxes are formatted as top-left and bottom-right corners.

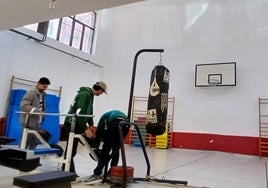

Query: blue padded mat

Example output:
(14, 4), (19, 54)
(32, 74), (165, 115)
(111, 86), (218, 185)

(5, 89), (61, 145)
(34, 148), (61, 155)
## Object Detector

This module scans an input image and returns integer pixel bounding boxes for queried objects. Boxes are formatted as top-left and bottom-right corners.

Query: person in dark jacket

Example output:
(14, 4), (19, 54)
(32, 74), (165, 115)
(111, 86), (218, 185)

(62, 81), (107, 177)
(83, 110), (130, 185)
(20, 77), (51, 149)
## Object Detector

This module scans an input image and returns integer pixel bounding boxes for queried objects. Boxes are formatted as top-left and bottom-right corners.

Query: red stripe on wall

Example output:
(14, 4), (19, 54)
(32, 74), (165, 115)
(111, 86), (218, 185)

(172, 132), (259, 156)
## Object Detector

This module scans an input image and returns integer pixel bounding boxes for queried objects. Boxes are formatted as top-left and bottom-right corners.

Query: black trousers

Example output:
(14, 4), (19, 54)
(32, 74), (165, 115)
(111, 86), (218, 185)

(93, 119), (129, 176)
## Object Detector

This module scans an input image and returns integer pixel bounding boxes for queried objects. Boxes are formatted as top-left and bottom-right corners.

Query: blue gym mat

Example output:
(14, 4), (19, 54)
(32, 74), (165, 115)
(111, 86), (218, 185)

(5, 89), (61, 145)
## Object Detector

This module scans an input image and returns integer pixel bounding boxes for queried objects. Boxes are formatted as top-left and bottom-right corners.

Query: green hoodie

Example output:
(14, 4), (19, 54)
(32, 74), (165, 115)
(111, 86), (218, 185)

(65, 87), (94, 131)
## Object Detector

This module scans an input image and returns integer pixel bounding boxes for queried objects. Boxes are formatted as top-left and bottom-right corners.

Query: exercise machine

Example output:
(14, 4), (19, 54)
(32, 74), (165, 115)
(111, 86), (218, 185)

(18, 110), (98, 172)
(0, 110), (98, 172)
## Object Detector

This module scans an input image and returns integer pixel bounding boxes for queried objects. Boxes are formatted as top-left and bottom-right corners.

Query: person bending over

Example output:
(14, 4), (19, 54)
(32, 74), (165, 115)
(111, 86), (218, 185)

(83, 110), (130, 184)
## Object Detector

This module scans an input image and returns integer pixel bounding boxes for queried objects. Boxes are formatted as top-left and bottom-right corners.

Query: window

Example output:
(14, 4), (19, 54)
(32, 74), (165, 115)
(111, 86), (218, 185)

(24, 12), (96, 54)
(58, 17), (72, 46)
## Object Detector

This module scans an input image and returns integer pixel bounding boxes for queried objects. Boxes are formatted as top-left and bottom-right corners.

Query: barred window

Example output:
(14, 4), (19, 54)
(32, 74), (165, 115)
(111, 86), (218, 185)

(24, 12), (96, 54)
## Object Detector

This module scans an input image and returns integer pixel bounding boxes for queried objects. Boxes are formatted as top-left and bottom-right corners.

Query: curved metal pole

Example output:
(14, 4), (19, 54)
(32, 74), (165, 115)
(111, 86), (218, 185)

(124, 49), (188, 186)
(127, 49), (164, 120)
(120, 49), (164, 187)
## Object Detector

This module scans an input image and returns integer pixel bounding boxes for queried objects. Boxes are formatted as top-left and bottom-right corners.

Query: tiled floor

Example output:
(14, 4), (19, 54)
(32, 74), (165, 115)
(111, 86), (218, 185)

(1, 142), (268, 188)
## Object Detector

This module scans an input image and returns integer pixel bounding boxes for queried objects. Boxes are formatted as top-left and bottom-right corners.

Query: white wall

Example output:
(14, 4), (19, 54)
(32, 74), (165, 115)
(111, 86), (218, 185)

(0, 28), (105, 123)
(1, 0), (268, 137)
(93, 0), (268, 137)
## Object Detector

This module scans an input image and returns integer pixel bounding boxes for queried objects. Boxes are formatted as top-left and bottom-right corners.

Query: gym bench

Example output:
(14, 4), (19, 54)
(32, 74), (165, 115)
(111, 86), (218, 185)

(13, 170), (76, 188)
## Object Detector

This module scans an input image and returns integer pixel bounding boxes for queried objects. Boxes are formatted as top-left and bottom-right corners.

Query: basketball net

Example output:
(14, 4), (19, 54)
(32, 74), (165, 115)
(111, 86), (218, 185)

(208, 79), (219, 87)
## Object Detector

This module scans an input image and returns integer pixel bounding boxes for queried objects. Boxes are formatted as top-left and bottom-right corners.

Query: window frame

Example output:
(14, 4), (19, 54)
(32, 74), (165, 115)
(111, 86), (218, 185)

(32, 12), (96, 54)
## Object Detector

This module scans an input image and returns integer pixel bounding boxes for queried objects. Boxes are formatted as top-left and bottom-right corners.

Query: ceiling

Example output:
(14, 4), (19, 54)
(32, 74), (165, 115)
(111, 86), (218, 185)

(0, 0), (144, 31)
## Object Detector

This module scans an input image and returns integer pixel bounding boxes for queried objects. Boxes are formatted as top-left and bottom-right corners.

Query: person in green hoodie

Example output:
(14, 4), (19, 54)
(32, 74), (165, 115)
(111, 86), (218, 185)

(83, 110), (130, 185)
(62, 81), (107, 177)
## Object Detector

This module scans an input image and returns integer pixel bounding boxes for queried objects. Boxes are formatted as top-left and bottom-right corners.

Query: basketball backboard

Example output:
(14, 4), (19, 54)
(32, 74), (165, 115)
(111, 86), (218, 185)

(195, 62), (236, 87)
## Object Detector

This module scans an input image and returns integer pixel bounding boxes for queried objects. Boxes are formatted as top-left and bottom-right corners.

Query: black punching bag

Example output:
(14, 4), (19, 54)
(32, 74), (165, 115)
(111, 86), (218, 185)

(146, 65), (170, 135)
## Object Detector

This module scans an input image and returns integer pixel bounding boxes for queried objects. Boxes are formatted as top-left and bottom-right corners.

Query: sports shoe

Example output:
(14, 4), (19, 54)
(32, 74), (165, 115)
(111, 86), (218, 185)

(83, 174), (103, 185)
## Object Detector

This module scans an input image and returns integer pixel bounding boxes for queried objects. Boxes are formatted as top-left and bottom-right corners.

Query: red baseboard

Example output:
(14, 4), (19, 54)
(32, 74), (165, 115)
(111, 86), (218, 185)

(172, 132), (259, 156)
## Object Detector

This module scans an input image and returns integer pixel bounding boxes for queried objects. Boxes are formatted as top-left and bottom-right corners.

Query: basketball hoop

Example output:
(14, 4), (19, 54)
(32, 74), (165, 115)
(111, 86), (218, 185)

(208, 79), (219, 87)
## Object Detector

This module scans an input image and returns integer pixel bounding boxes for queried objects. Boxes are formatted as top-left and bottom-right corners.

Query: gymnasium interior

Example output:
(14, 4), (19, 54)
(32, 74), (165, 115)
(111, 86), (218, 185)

(0, 0), (268, 187)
